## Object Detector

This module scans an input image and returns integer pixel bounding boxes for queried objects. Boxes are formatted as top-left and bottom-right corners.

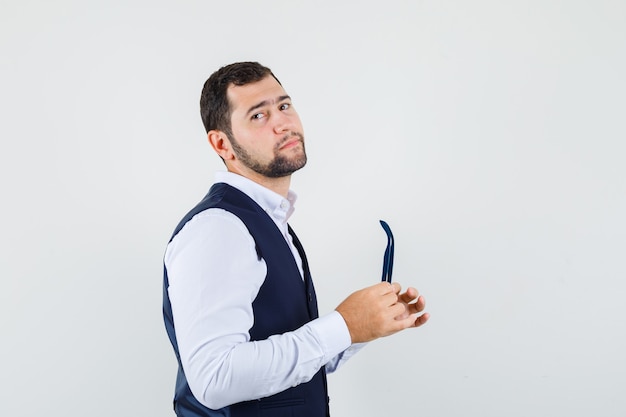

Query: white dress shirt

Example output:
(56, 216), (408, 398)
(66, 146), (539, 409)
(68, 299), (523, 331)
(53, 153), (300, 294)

(164, 171), (362, 410)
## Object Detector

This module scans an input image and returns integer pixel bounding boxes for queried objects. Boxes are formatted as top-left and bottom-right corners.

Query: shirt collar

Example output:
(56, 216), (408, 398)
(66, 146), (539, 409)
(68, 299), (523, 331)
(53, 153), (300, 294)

(214, 171), (297, 225)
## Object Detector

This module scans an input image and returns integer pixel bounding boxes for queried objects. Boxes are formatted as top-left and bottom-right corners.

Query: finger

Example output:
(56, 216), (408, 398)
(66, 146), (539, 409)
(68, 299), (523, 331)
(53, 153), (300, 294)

(391, 282), (402, 295)
(412, 312), (430, 328)
(378, 281), (399, 295)
(381, 290), (399, 307)
(398, 287), (418, 304)
(394, 312), (423, 330)
(389, 302), (408, 318)
(393, 308), (411, 320)
(415, 295), (426, 311)
(406, 295), (426, 315)
(394, 311), (430, 330)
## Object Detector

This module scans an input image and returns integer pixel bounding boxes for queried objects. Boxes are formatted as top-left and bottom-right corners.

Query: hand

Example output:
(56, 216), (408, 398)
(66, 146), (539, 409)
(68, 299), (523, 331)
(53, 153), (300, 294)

(335, 282), (429, 343)
(395, 286), (430, 326)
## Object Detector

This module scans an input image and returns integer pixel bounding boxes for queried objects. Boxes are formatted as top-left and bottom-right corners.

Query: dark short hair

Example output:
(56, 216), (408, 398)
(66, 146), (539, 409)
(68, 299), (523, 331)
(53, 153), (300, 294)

(199, 62), (281, 134)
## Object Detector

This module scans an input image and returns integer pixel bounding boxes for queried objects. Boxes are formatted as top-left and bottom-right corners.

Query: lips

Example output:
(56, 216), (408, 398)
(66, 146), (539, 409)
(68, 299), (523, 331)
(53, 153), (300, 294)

(278, 133), (304, 150)
(279, 138), (301, 150)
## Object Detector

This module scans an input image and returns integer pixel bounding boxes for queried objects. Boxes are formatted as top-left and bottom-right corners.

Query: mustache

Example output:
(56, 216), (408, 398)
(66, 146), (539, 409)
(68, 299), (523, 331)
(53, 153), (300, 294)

(276, 131), (304, 149)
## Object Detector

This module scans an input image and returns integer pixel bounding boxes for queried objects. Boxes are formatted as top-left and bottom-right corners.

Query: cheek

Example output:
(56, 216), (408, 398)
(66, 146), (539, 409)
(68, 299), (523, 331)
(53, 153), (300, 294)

(234, 130), (273, 154)
(293, 114), (303, 128)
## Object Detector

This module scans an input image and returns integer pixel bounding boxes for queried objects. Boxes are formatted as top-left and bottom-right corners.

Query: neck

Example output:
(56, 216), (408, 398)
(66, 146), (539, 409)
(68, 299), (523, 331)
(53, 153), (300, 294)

(227, 165), (292, 198)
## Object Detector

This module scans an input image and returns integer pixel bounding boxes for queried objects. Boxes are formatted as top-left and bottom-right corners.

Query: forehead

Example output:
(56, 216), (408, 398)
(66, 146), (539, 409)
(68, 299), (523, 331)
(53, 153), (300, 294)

(227, 75), (287, 115)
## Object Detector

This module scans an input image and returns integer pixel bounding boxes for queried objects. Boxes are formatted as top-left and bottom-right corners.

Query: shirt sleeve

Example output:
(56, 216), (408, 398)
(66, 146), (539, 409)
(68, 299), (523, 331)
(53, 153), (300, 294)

(164, 208), (352, 410)
(325, 342), (367, 373)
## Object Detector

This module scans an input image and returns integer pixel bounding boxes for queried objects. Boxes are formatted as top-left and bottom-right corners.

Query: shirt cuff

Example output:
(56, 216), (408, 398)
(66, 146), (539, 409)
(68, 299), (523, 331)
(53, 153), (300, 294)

(307, 311), (352, 363)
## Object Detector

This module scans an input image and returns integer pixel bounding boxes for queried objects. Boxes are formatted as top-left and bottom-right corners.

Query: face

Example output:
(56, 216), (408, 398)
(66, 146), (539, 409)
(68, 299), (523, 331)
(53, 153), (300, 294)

(225, 75), (306, 178)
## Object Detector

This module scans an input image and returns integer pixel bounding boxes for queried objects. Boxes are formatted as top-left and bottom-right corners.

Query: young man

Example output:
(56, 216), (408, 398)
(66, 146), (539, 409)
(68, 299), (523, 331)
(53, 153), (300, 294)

(163, 62), (429, 417)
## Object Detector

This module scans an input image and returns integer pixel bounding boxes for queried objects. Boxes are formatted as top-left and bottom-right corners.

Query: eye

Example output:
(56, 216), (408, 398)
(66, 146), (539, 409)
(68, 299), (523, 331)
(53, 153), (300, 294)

(279, 103), (290, 111)
(251, 112), (265, 120)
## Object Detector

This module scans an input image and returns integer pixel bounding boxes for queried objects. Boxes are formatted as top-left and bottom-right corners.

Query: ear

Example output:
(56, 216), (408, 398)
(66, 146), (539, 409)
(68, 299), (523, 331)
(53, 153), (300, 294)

(208, 130), (235, 161)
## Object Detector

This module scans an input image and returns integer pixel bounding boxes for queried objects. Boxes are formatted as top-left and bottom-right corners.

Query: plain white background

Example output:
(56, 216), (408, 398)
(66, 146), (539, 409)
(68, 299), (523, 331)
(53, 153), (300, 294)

(2, 1), (625, 416)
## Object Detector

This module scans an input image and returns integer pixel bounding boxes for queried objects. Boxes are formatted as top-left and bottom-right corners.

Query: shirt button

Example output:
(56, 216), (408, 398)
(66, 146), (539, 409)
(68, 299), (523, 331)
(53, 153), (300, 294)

(280, 201), (288, 209)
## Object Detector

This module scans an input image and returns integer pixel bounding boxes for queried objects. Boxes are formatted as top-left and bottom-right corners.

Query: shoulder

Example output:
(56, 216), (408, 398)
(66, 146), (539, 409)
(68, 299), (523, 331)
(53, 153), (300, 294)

(165, 207), (257, 263)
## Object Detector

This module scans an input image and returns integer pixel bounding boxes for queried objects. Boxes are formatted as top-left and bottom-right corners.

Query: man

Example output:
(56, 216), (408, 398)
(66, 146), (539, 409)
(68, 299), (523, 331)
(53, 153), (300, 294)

(163, 61), (429, 417)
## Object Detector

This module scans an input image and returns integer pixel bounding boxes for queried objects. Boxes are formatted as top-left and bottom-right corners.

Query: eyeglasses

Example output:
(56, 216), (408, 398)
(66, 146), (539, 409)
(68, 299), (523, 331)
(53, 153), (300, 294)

(379, 220), (394, 283)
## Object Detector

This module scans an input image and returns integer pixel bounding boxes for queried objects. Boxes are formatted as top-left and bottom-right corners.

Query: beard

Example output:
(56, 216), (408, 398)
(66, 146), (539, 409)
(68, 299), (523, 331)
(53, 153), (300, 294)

(228, 131), (307, 178)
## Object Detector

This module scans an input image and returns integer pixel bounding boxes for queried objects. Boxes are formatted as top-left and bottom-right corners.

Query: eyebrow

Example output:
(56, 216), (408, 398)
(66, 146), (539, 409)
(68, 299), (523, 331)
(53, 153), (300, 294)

(245, 95), (291, 117)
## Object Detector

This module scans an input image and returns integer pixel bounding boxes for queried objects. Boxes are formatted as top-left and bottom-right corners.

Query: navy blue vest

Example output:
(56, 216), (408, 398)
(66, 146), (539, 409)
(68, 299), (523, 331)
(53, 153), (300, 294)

(163, 183), (330, 417)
